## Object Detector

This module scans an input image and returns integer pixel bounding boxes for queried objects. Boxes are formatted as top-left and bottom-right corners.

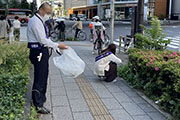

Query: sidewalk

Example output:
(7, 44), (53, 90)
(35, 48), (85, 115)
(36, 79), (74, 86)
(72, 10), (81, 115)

(40, 41), (167, 120)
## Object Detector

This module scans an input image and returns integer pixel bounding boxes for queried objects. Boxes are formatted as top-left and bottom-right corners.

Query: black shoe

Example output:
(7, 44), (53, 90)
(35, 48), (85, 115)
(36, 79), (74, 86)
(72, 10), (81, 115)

(36, 106), (50, 114)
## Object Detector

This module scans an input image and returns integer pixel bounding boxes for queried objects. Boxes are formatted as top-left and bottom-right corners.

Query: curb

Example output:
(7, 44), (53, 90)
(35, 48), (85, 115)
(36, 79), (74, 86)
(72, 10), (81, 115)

(134, 89), (172, 119)
(117, 51), (172, 119)
(119, 77), (173, 120)
(24, 65), (33, 119)
(119, 78), (172, 120)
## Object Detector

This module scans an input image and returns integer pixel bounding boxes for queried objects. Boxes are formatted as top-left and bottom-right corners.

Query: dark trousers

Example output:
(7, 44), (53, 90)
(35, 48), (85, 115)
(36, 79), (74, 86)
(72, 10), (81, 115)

(104, 62), (117, 82)
(29, 47), (49, 107)
(75, 28), (80, 38)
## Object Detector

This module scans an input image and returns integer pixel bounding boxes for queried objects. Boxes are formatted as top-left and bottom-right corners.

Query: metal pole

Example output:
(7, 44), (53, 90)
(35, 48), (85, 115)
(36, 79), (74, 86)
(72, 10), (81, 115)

(169, 0), (172, 19)
(110, 0), (114, 43)
(179, 36), (180, 52)
(137, 0), (144, 34)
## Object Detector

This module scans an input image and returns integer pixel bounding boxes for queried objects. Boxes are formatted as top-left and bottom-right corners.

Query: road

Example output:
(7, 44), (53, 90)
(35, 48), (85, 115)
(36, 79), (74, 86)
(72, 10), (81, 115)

(19, 21), (180, 51)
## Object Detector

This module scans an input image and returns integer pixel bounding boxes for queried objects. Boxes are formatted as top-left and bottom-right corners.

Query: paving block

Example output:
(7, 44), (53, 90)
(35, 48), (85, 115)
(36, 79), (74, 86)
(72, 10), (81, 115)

(66, 90), (84, 100)
(132, 115), (152, 120)
(40, 114), (53, 120)
(101, 98), (123, 110)
(64, 83), (80, 91)
(52, 96), (69, 107)
(131, 96), (146, 104)
(124, 90), (139, 97)
(50, 79), (63, 87)
(63, 77), (76, 83)
(69, 98), (89, 112)
(73, 112), (94, 120)
(103, 83), (124, 93)
(51, 87), (66, 96)
(147, 112), (166, 120)
(90, 82), (107, 90)
(138, 103), (157, 113)
(112, 92), (133, 103)
(109, 109), (133, 120)
(53, 106), (73, 120)
(121, 102), (146, 116)
(95, 88), (114, 98)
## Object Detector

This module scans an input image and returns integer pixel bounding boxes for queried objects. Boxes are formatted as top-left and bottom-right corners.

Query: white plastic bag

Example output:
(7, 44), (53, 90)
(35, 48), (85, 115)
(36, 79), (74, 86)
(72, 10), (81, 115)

(53, 47), (85, 78)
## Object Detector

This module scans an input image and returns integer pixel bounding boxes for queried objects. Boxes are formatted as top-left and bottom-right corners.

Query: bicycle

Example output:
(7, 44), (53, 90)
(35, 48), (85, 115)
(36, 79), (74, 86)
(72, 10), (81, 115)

(66, 27), (87, 41)
(122, 35), (133, 52)
(93, 26), (106, 55)
(50, 28), (59, 42)
(89, 30), (110, 47)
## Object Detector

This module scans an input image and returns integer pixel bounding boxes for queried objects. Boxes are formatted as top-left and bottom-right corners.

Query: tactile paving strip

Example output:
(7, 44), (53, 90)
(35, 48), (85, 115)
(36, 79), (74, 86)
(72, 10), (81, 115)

(76, 75), (114, 120)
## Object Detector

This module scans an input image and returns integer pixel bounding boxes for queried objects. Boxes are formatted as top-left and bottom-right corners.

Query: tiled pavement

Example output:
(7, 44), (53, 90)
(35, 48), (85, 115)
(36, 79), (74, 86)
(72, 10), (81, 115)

(40, 41), (168, 120)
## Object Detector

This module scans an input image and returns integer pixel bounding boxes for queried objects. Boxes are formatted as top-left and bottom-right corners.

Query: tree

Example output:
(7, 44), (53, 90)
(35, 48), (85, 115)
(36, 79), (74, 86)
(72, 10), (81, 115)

(21, 0), (30, 9)
(0, 0), (6, 8)
(9, 0), (20, 8)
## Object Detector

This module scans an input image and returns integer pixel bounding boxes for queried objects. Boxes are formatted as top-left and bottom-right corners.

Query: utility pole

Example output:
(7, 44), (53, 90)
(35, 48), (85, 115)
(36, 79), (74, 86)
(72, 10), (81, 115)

(136, 0), (144, 34)
(110, 0), (114, 43)
(134, 0), (144, 46)
(169, 0), (172, 19)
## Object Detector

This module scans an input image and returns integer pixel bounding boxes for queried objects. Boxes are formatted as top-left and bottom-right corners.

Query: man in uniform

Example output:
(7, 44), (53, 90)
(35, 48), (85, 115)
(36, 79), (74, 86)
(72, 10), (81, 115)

(27, 2), (68, 114)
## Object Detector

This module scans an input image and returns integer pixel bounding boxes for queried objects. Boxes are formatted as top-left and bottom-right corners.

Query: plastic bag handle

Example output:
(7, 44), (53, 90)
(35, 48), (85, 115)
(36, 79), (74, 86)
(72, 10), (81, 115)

(56, 50), (61, 56)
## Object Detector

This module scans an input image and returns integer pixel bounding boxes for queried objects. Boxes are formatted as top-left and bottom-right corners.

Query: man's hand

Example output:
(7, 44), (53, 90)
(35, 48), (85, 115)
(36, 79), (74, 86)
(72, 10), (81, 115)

(58, 43), (68, 49)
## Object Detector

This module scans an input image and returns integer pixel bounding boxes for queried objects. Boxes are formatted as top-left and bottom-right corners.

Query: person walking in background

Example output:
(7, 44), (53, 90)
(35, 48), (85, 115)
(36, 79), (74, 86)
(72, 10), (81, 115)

(72, 17), (82, 38)
(55, 19), (66, 41)
(27, 2), (68, 114)
(94, 44), (122, 82)
(0, 15), (9, 40)
(13, 16), (21, 41)
(6, 17), (12, 35)
(89, 17), (95, 42)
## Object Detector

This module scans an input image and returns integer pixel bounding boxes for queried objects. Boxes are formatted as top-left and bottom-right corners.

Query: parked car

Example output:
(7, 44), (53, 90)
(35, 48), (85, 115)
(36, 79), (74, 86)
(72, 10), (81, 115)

(77, 14), (87, 21)
(69, 14), (77, 21)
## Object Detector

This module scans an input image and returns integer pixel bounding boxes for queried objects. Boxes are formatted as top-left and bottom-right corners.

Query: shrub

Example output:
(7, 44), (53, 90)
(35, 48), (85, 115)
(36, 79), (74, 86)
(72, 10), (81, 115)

(135, 17), (170, 50)
(118, 48), (180, 119)
(0, 43), (37, 119)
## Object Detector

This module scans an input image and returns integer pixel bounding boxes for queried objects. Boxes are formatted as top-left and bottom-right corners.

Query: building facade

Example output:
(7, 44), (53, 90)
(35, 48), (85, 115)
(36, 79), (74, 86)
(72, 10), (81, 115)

(68, 0), (180, 20)
(40, 0), (63, 17)
(171, 0), (180, 20)
(71, 0), (138, 20)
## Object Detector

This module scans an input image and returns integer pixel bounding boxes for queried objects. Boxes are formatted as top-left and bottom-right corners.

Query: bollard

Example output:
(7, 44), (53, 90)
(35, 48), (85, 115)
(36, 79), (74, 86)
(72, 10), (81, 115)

(119, 36), (122, 54)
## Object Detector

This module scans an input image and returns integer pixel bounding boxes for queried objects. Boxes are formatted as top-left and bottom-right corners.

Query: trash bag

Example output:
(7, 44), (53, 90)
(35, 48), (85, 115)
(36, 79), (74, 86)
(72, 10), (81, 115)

(53, 47), (85, 78)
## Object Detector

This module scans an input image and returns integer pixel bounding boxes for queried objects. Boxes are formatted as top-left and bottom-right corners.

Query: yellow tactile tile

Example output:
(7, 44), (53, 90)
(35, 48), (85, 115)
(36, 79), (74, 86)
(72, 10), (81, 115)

(75, 74), (114, 120)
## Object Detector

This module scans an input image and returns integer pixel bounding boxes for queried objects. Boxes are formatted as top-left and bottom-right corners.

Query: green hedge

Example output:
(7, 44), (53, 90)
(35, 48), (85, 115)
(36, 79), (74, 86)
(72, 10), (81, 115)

(118, 48), (180, 119)
(0, 43), (37, 120)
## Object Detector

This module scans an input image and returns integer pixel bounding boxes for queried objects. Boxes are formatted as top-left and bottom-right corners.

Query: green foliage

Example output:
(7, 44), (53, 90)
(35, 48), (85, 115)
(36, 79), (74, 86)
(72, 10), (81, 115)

(118, 48), (180, 119)
(21, 0), (30, 9)
(66, 37), (79, 41)
(27, 107), (39, 120)
(0, 43), (38, 119)
(9, 0), (20, 8)
(63, 10), (68, 17)
(135, 17), (170, 50)
(0, 0), (6, 8)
